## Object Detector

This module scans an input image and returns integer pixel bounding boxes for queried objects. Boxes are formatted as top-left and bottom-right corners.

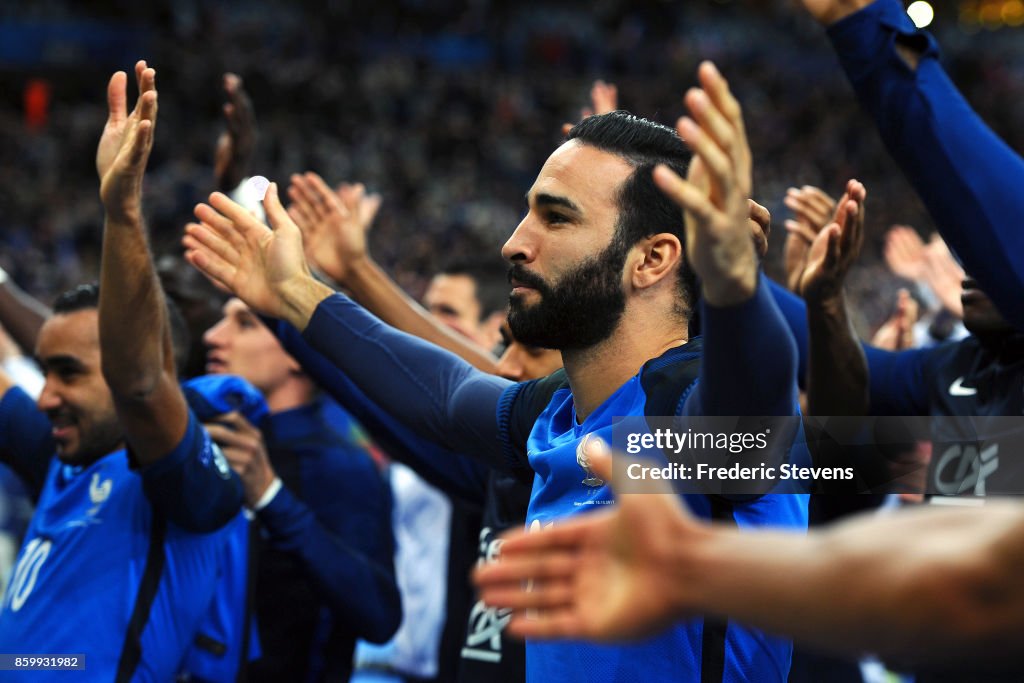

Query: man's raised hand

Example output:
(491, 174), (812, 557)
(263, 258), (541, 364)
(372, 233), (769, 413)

(287, 172), (381, 285)
(783, 185), (836, 291)
(97, 61), (157, 221)
(214, 73), (258, 192)
(562, 79), (619, 137)
(797, 179), (866, 303)
(183, 184), (334, 329)
(653, 61), (757, 307)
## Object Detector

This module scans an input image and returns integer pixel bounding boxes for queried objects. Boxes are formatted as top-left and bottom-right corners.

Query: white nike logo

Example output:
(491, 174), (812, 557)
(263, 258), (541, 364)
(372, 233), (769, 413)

(949, 377), (977, 397)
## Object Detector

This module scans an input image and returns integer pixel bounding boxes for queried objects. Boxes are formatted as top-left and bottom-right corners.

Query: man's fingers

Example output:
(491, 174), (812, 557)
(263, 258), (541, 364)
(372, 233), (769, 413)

(306, 172), (341, 211)
(263, 182), (300, 236)
(183, 245), (237, 293)
(139, 66), (156, 96)
(507, 610), (583, 640)
(203, 422), (245, 447)
(785, 193), (827, 229)
(800, 186), (836, 217)
(129, 63), (154, 118)
(824, 223), (841, 272)
(697, 61), (749, 173)
(181, 247), (233, 294)
(476, 551), (580, 587)
(590, 79), (618, 115)
(685, 88), (736, 168)
(138, 89), (158, 130)
(194, 204), (245, 251)
(838, 198), (860, 260)
(676, 117), (732, 200)
(107, 71), (128, 124)
(478, 578), (576, 612)
(748, 199), (771, 242)
(785, 220), (818, 244)
(184, 222), (240, 264)
(128, 119), (154, 167)
(652, 164), (715, 224)
(287, 204), (313, 234)
(206, 411), (259, 438)
(290, 174), (325, 221)
(209, 191), (272, 240)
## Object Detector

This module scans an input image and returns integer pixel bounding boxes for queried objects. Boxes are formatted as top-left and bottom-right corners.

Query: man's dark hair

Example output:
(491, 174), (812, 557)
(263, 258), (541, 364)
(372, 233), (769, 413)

(567, 111), (699, 324)
(53, 283), (101, 315)
(439, 259), (510, 319)
(52, 282), (192, 375)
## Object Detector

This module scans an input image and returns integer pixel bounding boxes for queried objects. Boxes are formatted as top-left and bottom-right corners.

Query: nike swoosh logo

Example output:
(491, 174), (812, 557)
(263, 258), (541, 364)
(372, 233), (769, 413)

(949, 377), (977, 397)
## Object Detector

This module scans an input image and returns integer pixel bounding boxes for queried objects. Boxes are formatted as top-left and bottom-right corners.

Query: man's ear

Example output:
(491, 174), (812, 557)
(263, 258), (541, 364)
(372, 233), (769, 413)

(630, 233), (683, 291)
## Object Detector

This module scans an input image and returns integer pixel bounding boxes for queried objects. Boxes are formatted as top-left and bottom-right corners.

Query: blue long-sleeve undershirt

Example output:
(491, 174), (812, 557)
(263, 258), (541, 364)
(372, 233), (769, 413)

(829, 0), (1024, 330)
(300, 271), (798, 474)
(301, 293), (512, 468)
(255, 438), (401, 643)
(269, 317), (490, 504)
(686, 273), (800, 418)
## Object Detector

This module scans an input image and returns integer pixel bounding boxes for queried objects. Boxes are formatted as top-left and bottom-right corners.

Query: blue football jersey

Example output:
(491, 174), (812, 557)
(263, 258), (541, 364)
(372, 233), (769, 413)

(499, 340), (808, 682)
(0, 405), (234, 682)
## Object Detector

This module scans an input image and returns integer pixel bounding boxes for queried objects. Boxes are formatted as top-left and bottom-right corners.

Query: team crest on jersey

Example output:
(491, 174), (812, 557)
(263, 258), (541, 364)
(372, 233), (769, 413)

(87, 472), (113, 517)
(576, 434), (605, 488)
(200, 436), (233, 480)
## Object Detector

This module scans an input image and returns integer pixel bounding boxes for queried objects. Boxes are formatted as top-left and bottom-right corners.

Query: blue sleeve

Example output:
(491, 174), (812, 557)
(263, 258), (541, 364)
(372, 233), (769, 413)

(685, 273), (799, 417)
(301, 293), (512, 461)
(829, 0), (1024, 329)
(0, 386), (54, 498)
(862, 345), (935, 415)
(255, 453), (402, 644)
(138, 411), (244, 533)
(269, 317), (490, 504)
(767, 278), (810, 390)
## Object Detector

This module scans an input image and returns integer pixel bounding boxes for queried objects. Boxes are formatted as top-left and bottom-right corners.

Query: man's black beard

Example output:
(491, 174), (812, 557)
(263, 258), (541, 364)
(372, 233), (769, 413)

(507, 237), (628, 351)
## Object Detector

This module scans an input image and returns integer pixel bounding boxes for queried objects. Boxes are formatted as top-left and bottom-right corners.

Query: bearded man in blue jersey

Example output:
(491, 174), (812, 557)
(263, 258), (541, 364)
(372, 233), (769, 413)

(184, 61), (807, 682)
(0, 61), (242, 681)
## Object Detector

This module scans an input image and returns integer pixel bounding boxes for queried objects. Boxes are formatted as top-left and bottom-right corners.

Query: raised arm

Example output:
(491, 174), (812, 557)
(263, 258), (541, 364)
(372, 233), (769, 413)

(806, 0), (1024, 328)
(183, 186), (511, 458)
(654, 62), (797, 417)
(96, 63), (189, 463)
(797, 180), (871, 416)
(97, 62), (241, 529)
(267, 316), (491, 500)
(213, 73), (258, 194)
(287, 171), (500, 373)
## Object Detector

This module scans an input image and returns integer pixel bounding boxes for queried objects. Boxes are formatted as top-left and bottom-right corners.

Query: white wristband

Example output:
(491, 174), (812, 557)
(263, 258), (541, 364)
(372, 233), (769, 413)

(0, 266), (8, 285)
(252, 476), (283, 511)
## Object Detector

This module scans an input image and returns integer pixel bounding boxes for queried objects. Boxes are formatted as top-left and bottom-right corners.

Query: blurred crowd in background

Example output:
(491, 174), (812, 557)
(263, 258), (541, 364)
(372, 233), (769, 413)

(0, 0), (1022, 337)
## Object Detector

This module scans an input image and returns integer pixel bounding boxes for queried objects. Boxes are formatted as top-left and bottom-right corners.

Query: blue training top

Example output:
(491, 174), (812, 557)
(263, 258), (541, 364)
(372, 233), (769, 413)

(0, 386), (241, 682)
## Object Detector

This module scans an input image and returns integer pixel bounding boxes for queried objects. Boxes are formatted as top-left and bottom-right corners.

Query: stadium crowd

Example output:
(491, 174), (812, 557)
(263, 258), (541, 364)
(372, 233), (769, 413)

(0, 0), (1021, 681)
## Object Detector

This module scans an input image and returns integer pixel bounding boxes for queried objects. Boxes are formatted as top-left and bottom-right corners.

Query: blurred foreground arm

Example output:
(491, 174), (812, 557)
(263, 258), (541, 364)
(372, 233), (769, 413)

(476, 440), (1024, 670)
